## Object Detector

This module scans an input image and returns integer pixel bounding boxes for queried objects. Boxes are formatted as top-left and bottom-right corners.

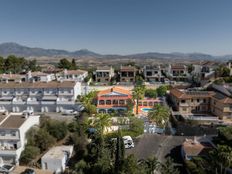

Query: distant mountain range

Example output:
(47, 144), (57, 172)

(0, 42), (231, 61)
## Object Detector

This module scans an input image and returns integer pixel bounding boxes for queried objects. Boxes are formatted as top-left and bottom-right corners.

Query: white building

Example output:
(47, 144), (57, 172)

(60, 69), (88, 82)
(41, 145), (74, 174)
(0, 73), (26, 83)
(227, 60), (232, 76)
(0, 81), (82, 113)
(0, 112), (40, 164)
(26, 71), (56, 82)
(166, 64), (190, 82)
(94, 66), (115, 84)
(143, 65), (165, 82)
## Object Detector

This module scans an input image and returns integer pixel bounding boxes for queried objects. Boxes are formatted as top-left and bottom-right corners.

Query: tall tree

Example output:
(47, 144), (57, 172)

(160, 157), (179, 174)
(114, 129), (125, 174)
(58, 58), (72, 69)
(148, 104), (170, 128)
(139, 156), (160, 174)
(0, 56), (5, 73)
(132, 85), (145, 115)
(71, 58), (77, 70)
(156, 85), (168, 97)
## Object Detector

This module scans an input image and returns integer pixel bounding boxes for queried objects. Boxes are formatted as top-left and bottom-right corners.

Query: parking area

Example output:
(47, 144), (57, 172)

(126, 134), (190, 173)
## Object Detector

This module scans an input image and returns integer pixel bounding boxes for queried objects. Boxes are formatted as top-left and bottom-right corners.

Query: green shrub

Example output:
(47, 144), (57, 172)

(20, 146), (40, 165)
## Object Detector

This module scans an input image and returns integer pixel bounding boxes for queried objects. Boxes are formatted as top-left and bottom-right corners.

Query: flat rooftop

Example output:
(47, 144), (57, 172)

(42, 145), (73, 160)
(0, 115), (27, 129)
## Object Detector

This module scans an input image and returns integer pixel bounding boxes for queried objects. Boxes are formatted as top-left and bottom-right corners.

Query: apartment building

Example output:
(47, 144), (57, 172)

(210, 84), (232, 119)
(193, 62), (216, 85)
(167, 64), (189, 81)
(119, 65), (137, 83)
(170, 86), (232, 118)
(96, 87), (132, 113)
(0, 112), (40, 164)
(170, 88), (213, 114)
(0, 81), (81, 113)
(143, 65), (164, 82)
(60, 69), (88, 82)
(95, 66), (114, 83)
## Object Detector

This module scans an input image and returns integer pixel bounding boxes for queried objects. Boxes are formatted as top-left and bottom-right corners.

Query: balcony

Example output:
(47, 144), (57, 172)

(179, 103), (189, 107)
(57, 100), (75, 105)
(58, 92), (73, 96)
(12, 99), (26, 105)
(41, 101), (56, 105)
(27, 100), (40, 105)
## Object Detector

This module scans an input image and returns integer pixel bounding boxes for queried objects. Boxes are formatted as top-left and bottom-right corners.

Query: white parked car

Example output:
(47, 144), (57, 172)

(22, 110), (34, 116)
(123, 136), (134, 149)
(62, 109), (78, 115)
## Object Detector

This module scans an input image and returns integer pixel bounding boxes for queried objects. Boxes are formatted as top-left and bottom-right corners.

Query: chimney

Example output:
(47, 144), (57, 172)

(193, 136), (198, 144)
(27, 71), (32, 81)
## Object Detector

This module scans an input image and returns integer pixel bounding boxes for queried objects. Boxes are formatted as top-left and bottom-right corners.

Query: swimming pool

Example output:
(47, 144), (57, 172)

(141, 108), (153, 112)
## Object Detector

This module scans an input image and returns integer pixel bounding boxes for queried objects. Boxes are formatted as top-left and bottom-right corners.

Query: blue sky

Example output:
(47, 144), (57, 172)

(0, 0), (232, 55)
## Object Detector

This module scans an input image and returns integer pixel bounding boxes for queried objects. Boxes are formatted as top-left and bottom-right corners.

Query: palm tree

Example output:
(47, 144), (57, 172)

(139, 156), (160, 174)
(209, 145), (232, 172)
(90, 113), (112, 134)
(160, 157), (179, 174)
(148, 104), (170, 128)
(132, 85), (145, 115)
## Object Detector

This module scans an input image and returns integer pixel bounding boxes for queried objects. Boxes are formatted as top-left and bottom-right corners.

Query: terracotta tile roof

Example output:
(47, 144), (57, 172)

(120, 66), (137, 71)
(0, 81), (76, 89)
(64, 70), (88, 75)
(0, 74), (25, 79)
(182, 139), (213, 157)
(212, 92), (232, 104)
(30, 71), (48, 76)
(170, 88), (214, 99)
(171, 65), (186, 69)
(97, 86), (131, 97)
(97, 66), (112, 71)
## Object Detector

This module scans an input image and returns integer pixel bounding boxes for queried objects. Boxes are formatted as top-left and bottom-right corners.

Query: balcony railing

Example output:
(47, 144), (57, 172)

(41, 101), (56, 105)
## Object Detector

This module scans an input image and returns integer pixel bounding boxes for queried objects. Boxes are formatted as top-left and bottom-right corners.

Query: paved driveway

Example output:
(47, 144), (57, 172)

(126, 134), (190, 173)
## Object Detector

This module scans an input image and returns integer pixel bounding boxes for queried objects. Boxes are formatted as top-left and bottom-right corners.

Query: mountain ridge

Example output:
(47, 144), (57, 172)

(0, 42), (231, 61)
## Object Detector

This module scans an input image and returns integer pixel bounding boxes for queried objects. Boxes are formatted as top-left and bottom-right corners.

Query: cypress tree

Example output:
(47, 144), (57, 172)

(114, 129), (125, 174)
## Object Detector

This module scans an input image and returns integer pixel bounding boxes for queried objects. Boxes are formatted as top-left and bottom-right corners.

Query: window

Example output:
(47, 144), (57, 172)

(197, 99), (200, 102)
(181, 100), (185, 103)
(11, 131), (16, 136)
(143, 102), (148, 106)
(203, 99), (206, 103)
(146, 71), (152, 76)
(0, 131), (5, 136)
(106, 100), (111, 105)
